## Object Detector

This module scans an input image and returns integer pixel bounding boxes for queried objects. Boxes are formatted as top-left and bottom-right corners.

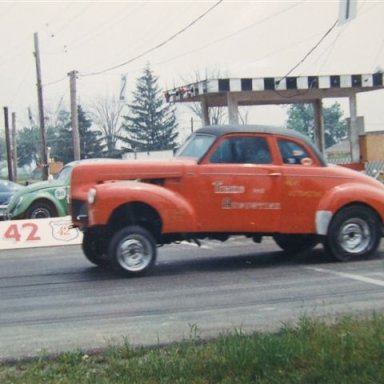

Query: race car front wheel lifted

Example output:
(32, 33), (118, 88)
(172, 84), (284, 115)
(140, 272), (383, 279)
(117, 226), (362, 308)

(108, 225), (157, 276)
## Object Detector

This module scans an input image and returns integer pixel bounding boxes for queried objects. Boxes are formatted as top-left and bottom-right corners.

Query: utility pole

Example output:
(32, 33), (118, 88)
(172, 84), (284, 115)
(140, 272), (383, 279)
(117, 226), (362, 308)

(69, 70), (80, 160)
(11, 112), (17, 181)
(33, 32), (49, 180)
(3, 107), (14, 181)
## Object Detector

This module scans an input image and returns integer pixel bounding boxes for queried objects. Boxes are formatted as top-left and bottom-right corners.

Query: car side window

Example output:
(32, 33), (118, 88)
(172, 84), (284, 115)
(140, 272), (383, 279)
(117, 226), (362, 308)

(278, 139), (312, 165)
(210, 136), (272, 164)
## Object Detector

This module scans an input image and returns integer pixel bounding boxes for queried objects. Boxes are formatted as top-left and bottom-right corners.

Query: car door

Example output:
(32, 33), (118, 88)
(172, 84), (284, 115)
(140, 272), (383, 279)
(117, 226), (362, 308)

(277, 136), (328, 233)
(193, 134), (282, 232)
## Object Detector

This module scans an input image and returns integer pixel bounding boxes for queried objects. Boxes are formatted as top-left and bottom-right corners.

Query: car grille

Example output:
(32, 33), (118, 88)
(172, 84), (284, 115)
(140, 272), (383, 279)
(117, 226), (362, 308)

(71, 199), (88, 223)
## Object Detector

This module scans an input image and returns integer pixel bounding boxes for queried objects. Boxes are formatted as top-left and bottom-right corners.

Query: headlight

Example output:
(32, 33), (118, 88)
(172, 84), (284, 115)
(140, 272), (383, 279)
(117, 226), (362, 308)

(88, 188), (97, 205)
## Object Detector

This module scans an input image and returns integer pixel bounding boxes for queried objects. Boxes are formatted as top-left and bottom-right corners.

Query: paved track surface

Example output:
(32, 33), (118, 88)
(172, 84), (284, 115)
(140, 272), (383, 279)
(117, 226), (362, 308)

(1, 237), (384, 360)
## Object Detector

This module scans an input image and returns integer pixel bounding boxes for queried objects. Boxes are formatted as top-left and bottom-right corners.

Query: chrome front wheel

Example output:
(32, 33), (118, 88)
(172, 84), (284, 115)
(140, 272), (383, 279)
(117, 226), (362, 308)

(109, 226), (157, 276)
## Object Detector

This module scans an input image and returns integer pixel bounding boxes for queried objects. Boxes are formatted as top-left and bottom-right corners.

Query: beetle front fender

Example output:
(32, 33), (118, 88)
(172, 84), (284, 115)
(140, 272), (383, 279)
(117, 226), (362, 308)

(11, 192), (65, 218)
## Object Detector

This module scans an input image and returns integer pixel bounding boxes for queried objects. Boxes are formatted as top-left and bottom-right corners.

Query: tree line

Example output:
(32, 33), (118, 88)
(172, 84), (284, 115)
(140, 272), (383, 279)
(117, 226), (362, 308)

(0, 64), (347, 170)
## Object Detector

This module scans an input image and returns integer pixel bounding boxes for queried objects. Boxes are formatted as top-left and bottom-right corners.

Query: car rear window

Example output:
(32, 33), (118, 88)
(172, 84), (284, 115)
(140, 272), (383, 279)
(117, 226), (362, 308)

(278, 139), (311, 165)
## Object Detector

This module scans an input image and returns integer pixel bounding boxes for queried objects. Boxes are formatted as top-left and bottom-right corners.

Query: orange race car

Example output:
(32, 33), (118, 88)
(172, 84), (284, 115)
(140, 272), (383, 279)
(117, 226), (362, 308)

(70, 125), (384, 276)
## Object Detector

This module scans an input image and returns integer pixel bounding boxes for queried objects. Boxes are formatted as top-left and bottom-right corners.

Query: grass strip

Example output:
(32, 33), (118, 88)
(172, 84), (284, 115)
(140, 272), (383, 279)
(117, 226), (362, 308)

(1, 314), (383, 383)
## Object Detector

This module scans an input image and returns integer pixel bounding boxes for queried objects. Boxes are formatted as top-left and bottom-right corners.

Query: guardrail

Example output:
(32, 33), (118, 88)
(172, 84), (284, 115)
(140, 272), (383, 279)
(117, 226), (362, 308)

(0, 216), (82, 250)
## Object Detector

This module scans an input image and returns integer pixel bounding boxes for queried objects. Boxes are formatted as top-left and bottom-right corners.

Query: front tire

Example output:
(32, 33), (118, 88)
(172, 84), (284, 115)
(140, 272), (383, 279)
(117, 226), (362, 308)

(108, 226), (157, 277)
(324, 205), (381, 262)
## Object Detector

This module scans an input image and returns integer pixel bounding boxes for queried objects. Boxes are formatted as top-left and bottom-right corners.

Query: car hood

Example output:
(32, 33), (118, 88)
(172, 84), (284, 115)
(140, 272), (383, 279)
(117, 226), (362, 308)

(70, 158), (196, 198)
(22, 179), (65, 194)
(73, 158), (195, 180)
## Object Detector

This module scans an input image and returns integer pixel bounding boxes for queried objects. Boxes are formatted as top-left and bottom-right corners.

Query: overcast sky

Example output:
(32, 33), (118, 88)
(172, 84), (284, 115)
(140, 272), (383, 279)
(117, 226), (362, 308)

(0, 0), (383, 138)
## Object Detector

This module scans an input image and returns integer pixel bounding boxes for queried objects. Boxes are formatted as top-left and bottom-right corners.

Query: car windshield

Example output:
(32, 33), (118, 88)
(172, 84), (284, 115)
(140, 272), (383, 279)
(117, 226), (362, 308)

(56, 165), (72, 182)
(176, 134), (216, 160)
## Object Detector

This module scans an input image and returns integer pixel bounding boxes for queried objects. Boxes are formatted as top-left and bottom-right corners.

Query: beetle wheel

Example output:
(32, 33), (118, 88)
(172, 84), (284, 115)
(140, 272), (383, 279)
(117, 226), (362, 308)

(25, 201), (57, 219)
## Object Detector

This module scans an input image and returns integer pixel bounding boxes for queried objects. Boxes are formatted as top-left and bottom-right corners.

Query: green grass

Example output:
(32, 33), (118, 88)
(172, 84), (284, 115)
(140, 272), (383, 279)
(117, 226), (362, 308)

(1, 314), (384, 383)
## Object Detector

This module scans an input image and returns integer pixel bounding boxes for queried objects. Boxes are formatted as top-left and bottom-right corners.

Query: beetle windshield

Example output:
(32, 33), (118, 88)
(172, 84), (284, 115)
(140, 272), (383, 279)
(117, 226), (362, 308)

(56, 165), (72, 182)
(176, 134), (216, 160)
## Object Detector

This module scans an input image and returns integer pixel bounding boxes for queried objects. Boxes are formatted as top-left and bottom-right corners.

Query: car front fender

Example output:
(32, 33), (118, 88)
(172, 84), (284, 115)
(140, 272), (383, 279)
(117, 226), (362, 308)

(88, 181), (198, 232)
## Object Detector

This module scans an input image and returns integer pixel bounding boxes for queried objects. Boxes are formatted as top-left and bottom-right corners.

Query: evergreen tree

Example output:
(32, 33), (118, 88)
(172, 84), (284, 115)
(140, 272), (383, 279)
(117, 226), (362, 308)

(48, 110), (72, 163)
(16, 126), (41, 167)
(78, 106), (106, 159)
(286, 102), (347, 148)
(50, 106), (106, 164)
(121, 64), (178, 152)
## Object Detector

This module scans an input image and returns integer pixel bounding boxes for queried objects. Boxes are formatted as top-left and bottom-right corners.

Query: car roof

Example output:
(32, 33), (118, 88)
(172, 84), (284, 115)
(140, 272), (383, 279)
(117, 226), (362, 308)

(194, 124), (327, 166)
(197, 124), (306, 140)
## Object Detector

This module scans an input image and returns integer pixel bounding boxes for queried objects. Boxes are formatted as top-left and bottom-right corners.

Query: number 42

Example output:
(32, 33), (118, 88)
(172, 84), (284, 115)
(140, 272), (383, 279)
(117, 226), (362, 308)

(3, 223), (40, 242)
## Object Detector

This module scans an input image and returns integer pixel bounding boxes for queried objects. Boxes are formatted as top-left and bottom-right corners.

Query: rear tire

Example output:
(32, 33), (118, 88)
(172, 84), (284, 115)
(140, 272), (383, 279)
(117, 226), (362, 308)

(108, 225), (157, 277)
(324, 205), (381, 262)
(273, 234), (318, 254)
(82, 230), (109, 267)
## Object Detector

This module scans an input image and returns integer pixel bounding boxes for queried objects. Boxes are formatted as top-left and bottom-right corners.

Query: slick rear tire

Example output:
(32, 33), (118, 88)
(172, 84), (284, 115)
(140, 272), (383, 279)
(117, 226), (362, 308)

(273, 234), (319, 255)
(82, 230), (109, 267)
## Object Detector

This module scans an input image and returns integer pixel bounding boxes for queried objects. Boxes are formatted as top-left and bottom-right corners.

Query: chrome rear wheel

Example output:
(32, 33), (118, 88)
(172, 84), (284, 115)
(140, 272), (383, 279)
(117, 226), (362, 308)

(324, 206), (381, 262)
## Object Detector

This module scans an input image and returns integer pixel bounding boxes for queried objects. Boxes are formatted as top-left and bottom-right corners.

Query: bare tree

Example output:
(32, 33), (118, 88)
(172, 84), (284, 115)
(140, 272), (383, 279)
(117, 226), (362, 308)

(238, 107), (249, 125)
(180, 68), (249, 126)
(89, 95), (126, 157)
(180, 68), (227, 126)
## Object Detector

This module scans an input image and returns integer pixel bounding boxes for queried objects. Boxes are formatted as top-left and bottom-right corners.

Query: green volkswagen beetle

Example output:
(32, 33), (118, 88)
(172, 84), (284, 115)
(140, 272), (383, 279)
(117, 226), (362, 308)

(6, 162), (76, 220)
(7, 159), (117, 220)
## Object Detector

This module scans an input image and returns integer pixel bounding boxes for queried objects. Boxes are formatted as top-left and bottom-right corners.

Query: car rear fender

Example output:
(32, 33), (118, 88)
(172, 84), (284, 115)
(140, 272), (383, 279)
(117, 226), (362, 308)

(315, 183), (384, 235)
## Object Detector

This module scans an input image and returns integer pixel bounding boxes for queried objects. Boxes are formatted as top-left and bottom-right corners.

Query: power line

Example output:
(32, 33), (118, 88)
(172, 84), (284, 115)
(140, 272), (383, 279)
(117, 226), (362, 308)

(78, 0), (304, 84)
(152, 0), (304, 68)
(302, 22), (348, 76)
(63, 2), (146, 53)
(271, 19), (338, 99)
(80, 0), (223, 78)
(43, 75), (68, 87)
(279, 18), (339, 82)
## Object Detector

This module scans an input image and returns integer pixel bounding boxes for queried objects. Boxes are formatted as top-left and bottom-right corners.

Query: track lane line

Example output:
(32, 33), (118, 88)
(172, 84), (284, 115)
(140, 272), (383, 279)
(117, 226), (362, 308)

(305, 266), (384, 287)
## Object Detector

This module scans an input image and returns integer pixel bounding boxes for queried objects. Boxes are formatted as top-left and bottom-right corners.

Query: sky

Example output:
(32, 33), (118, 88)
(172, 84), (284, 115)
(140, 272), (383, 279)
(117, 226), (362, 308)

(0, 0), (383, 142)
